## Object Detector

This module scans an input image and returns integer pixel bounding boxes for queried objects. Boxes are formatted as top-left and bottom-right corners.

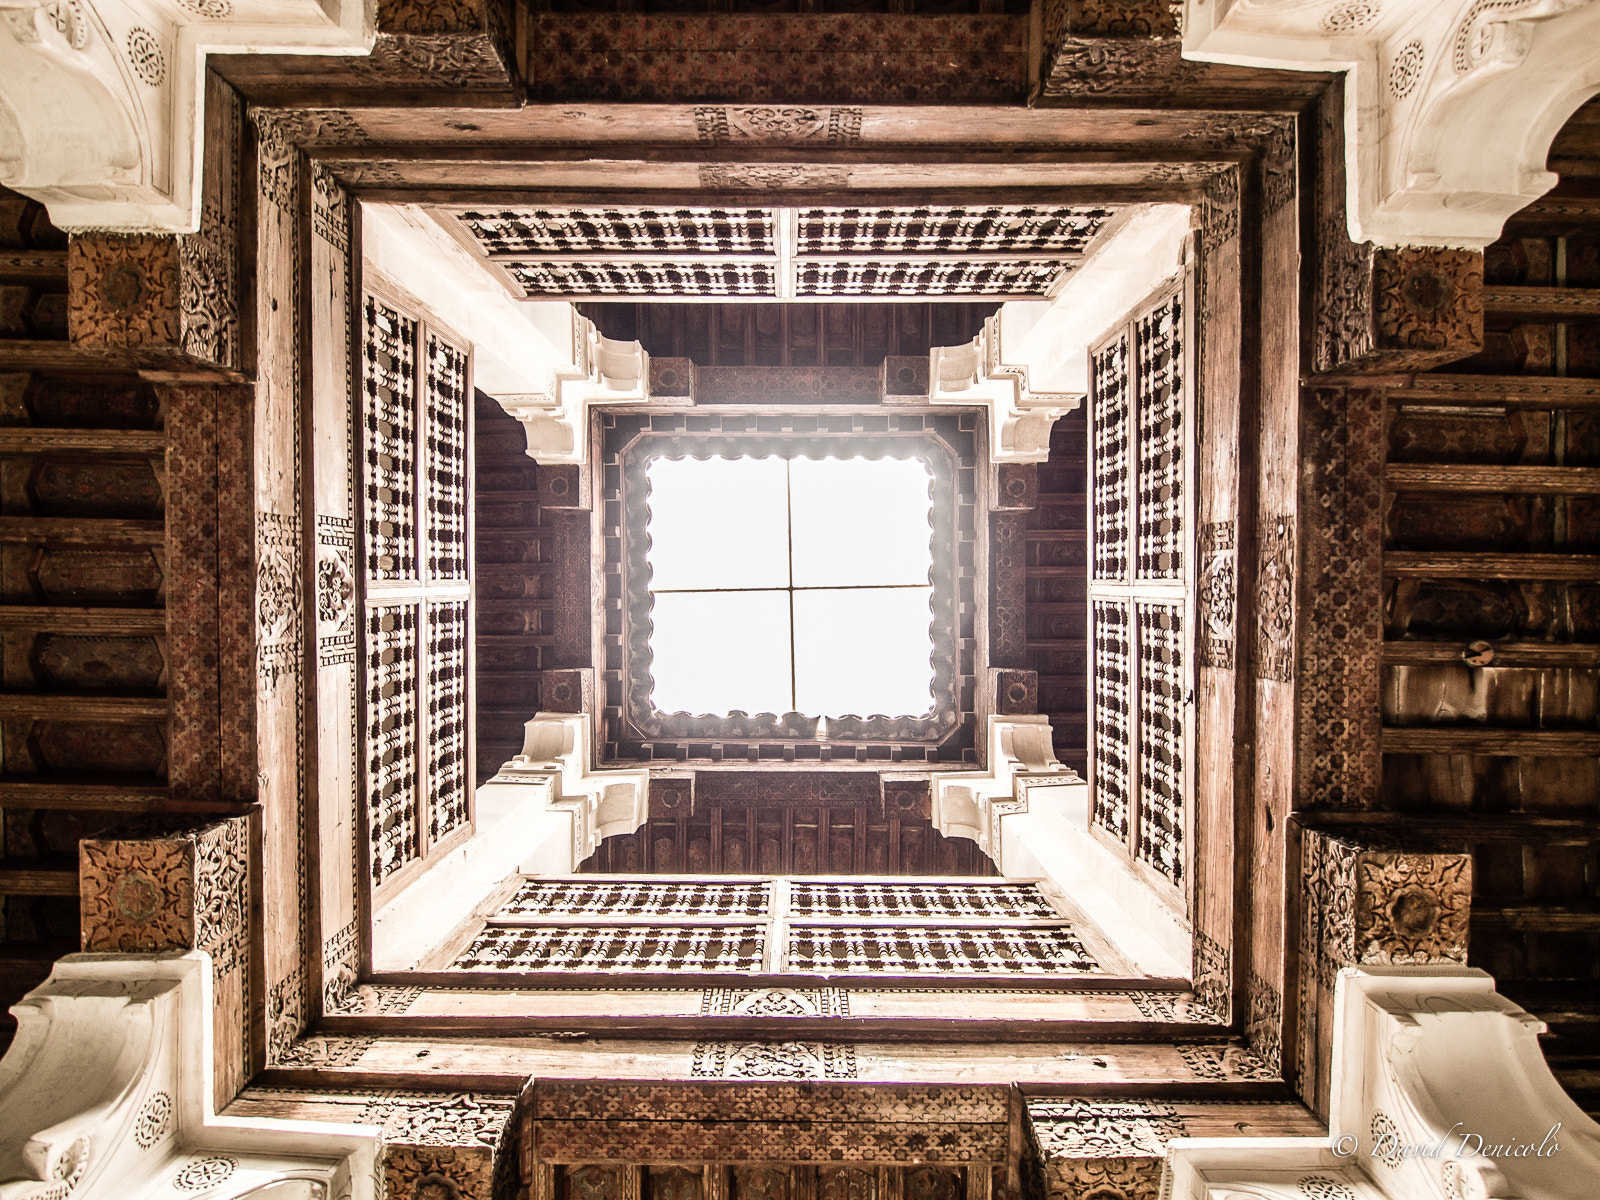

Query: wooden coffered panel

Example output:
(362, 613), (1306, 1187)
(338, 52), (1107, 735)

(429, 204), (1122, 301)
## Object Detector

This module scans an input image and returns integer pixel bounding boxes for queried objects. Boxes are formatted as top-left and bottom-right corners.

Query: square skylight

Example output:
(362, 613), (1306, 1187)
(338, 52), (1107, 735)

(645, 454), (935, 719)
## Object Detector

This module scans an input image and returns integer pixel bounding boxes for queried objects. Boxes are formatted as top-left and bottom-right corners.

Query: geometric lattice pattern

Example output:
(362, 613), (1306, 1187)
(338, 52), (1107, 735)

(363, 295), (418, 581)
(1091, 333), (1130, 581)
(1136, 604), (1184, 885)
(797, 207), (1113, 255)
(457, 208), (776, 255)
(425, 600), (469, 845)
(501, 880), (771, 919)
(794, 261), (1064, 297)
(1135, 295), (1184, 579)
(507, 261), (776, 297)
(453, 925), (767, 972)
(445, 204), (1123, 299)
(424, 332), (469, 581)
(785, 925), (1098, 974)
(366, 604), (419, 886)
(789, 882), (1057, 920)
(1091, 600), (1132, 841)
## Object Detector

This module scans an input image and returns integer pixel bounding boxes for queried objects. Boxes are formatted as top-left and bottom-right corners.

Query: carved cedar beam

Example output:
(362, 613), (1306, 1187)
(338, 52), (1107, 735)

(78, 813), (257, 1110)
(1294, 828), (1471, 1118)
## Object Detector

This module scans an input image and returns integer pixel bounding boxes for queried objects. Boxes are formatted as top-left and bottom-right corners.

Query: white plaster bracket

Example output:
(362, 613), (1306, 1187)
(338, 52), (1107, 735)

(929, 316), (1081, 463)
(0, 951), (380, 1199)
(929, 715), (1080, 858)
(494, 712), (650, 864)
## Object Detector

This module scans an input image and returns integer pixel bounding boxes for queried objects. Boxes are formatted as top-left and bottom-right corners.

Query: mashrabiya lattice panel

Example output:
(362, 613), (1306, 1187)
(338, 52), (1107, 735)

(796, 207), (1115, 255)
(424, 331), (469, 582)
(1136, 603), (1185, 886)
(366, 603), (420, 886)
(1135, 294), (1185, 580)
(785, 925), (1099, 974)
(795, 261), (1061, 297)
(509, 261), (776, 297)
(1091, 334), (1130, 582)
(1092, 600), (1132, 841)
(363, 295), (418, 582)
(457, 208), (777, 255)
(425, 600), (470, 845)
(453, 925), (766, 972)
(500, 879), (771, 919)
(788, 882), (1057, 920)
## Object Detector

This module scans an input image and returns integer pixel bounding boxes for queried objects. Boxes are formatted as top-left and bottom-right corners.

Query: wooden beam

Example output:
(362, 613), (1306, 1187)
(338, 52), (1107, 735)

(0, 250), (66, 278)
(0, 863), (78, 895)
(1385, 464), (1600, 495)
(0, 517), (165, 546)
(1473, 905), (1600, 934)
(0, 607), (167, 635)
(1382, 727), (1600, 756)
(0, 429), (165, 454)
(1384, 552), (1600, 581)
(1382, 640), (1600, 668)
(0, 780), (173, 811)
(0, 694), (168, 721)
(1482, 287), (1600, 320)
(1391, 375), (1600, 408)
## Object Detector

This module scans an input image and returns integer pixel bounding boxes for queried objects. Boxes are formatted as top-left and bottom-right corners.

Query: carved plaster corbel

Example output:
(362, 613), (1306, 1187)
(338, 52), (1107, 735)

(498, 711), (649, 863)
(0, 952), (380, 1199)
(494, 312), (650, 466)
(928, 315), (1081, 463)
(929, 715), (1081, 858)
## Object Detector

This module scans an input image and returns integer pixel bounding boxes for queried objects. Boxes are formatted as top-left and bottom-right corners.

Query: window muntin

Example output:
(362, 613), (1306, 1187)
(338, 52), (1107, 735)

(644, 455), (935, 719)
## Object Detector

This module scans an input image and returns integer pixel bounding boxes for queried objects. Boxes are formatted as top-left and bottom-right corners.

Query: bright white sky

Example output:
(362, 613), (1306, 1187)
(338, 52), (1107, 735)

(646, 455), (935, 718)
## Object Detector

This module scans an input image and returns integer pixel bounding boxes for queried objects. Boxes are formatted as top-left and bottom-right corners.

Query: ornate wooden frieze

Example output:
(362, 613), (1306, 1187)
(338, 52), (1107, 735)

(1195, 166), (1241, 256)
(1296, 385), (1384, 810)
(691, 1041), (859, 1080)
(991, 512), (1028, 669)
(530, 1081), (1013, 1165)
(1253, 514), (1295, 683)
(79, 814), (254, 1106)
(1190, 929), (1230, 1025)
(386, 1144), (496, 1200)
(701, 987), (850, 1017)
(1197, 521), (1235, 670)
(1245, 967), (1284, 1077)
(1036, 0), (1191, 101)
(67, 233), (181, 348)
(695, 106), (864, 145)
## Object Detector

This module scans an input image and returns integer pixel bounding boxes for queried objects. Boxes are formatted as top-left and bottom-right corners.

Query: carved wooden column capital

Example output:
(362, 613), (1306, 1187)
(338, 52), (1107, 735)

(1295, 827), (1473, 1116)
(1037, 0), (1188, 101)
(366, 0), (520, 94)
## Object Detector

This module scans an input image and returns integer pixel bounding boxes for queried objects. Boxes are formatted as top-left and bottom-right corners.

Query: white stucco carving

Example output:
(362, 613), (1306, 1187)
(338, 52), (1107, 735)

(0, 952), (380, 1199)
(929, 715), (1078, 856)
(1165, 965), (1600, 1199)
(928, 317), (1081, 463)
(0, 0), (370, 232)
(496, 712), (650, 863)
(1184, 0), (1600, 248)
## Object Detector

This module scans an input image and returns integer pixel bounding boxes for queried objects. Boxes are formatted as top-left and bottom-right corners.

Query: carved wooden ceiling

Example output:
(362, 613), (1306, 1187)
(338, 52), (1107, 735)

(432, 205), (1119, 300)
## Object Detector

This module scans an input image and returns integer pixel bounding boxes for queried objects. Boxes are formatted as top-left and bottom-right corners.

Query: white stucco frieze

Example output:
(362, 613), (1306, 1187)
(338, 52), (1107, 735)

(495, 712), (651, 863)
(929, 715), (1079, 857)
(0, 0), (370, 231)
(1184, 0), (1600, 247)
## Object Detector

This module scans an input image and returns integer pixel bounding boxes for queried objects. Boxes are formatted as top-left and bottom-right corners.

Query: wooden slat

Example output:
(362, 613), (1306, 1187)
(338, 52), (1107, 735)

(0, 429), (165, 454)
(0, 517), (165, 546)
(1022, 530), (1085, 541)
(1382, 640), (1600, 668)
(0, 606), (167, 634)
(1503, 194), (1600, 231)
(0, 694), (167, 721)
(1384, 551), (1600, 581)
(1024, 566), (1083, 577)
(1382, 726), (1600, 756)
(0, 250), (66, 277)
(1292, 810), (1600, 845)
(1392, 375), (1600, 408)
(1473, 905), (1600, 934)
(1482, 286), (1600, 320)
(1386, 464), (1600, 495)
(0, 780), (172, 811)
(0, 863), (78, 895)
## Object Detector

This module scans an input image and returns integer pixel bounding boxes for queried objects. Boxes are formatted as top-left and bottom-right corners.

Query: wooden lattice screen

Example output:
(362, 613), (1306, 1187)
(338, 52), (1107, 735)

(360, 286), (476, 902)
(1087, 278), (1195, 910)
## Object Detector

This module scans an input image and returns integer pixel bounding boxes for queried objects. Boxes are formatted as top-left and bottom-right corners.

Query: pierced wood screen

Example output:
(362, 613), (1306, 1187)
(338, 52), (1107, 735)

(453, 877), (1108, 976)
(360, 289), (475, 897)
(1088, 279), (1194, 906)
